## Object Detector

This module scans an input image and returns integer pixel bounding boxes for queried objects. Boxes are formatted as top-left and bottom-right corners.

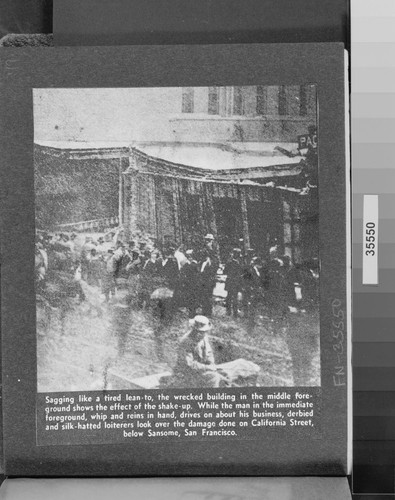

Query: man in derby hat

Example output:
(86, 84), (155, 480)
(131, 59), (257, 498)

(173, 315), (224, 388)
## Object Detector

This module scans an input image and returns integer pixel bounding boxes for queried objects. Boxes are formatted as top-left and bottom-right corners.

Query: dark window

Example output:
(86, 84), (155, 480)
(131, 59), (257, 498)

(208, 87), (219, 115)
(278, 85), (287, 116)
(256, 85), (267, 115)
(182, 87), (194, 113)
(300, 85), (308, 116)
(233, 86), (245, 115)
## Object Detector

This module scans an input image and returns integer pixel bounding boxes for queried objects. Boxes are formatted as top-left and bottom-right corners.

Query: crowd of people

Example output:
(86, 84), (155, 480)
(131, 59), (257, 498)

(35, 229), (319, 324)
(35, 228), (320, 387)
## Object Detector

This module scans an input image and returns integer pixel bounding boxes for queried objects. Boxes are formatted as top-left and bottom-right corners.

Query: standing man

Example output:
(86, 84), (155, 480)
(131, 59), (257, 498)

(174, 244), (188, 270)
(63, 233), (78, 262)
(199, 251), (218, 317)
(138, 250), (161, 309)
(159, 247), (179, 291)
(80, 236), (95, 280)
(87, 248), (102, 287)
(203, 233), (219, 262)
(157, 247), (180, 321)
(179, 249), (200, 318)
(101, 249), (117, 302)
(224, 248), (243, 317)
(243, 256), (266, 327)
(283, 260), (320, 386)
(96, 236), (106, 257)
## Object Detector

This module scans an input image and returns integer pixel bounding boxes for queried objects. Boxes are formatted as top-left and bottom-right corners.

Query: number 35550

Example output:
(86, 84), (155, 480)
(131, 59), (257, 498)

(365, 222), (376, 256)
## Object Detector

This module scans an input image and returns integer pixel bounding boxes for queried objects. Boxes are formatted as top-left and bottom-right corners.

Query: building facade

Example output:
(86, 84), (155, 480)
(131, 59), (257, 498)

(173, 85), (317, 144)
(35, 85), (318, 264)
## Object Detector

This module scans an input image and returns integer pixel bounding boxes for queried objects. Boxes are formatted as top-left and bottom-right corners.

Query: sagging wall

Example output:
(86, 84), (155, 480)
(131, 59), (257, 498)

(123, 158), (319, 264)
(123, 169), (300, 262)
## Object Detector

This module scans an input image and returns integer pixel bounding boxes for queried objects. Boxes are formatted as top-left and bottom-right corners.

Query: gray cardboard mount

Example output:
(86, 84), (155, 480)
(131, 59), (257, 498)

(53, 0), (349, 47)
(0, 477), (352, 500)
(0, 43), (348, 476)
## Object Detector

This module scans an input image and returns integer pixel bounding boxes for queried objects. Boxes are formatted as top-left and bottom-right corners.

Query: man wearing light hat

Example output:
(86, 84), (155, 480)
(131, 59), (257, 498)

(204, 232), (214, 247)
(174, 315), (223, 388)
(203, 233), (219, 260)
(198, 233), (219, 317)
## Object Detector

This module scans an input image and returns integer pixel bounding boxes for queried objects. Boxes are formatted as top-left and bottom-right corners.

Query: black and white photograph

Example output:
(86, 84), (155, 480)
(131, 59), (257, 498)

(34, 85), (320, 392)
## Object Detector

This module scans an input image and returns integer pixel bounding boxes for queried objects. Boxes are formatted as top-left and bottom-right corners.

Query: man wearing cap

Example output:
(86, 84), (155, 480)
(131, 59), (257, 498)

(173, 316), (223, 388)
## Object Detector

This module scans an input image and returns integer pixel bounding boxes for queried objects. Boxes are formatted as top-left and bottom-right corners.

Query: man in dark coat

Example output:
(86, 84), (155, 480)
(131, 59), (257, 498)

(242, 256), (266, 321)
(137, 250), (161, 308)
(155, 247), (179, 321)
(179, 249), (200, 318)
(158, 247), (179, 291)
(198, 250), (218, 317)
(224, 248), (243, 317)
(282, 259), (320, 385)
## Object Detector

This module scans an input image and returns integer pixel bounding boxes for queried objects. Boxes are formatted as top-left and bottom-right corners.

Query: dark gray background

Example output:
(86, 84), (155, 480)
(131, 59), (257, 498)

(53, 0), (349, 48)
(0, 43), (347, 476)
(0, 0), (52, 39)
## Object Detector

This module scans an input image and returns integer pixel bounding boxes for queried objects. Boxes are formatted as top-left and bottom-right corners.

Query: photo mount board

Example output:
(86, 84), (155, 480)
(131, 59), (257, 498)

(0, 477), (353, 500)
(0, 43), (349, 476)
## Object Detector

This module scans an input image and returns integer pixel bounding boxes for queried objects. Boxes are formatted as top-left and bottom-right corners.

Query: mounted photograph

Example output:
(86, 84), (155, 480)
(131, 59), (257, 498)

(34, 85), (320, 392)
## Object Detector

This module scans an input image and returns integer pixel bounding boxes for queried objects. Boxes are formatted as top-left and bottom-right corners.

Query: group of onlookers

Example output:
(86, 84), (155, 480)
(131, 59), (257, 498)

(224, 247), (319, 321)
(35, 229), (319, 322)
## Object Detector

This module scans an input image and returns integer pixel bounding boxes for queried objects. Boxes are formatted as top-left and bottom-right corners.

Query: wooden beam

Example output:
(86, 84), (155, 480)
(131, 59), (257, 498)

(118, 155), (123, 226)
(203, 183), (218, 239)
(149, 175), (157, 238)
(172, 178), (182, 244)
(239, 188), (250, 252)
(154, 176), (163, 244)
